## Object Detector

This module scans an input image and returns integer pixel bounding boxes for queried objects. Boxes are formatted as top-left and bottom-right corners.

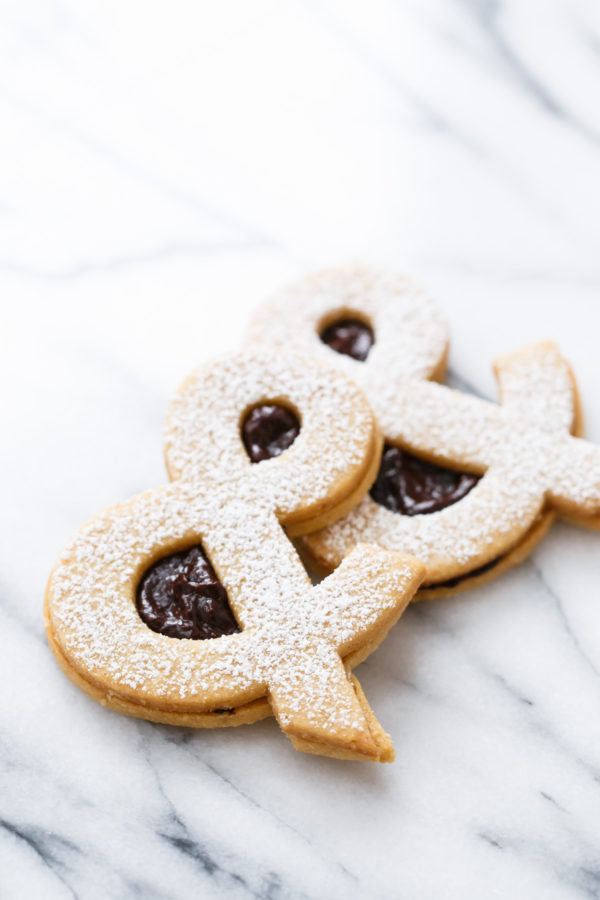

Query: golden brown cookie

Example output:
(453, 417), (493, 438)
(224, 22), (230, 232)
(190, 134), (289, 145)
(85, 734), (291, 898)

(45, 351), (425, 760)
(247, 266), (600, 595)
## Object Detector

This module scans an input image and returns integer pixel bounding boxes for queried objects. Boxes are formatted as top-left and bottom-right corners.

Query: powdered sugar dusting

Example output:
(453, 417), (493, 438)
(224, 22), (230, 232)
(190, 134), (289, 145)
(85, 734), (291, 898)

(309, 348), (600, 578)
(246, 265), (449, 390)
(247, 267), (600, 581)
(47, 351), (422, 751)
(164, 350), (374, 520)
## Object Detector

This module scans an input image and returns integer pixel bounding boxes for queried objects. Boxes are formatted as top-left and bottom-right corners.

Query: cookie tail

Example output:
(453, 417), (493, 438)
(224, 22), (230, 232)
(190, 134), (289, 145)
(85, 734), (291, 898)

(269, 651), (390, 761)
(288, 676), (395, 760)
(267, 545), (424, 761)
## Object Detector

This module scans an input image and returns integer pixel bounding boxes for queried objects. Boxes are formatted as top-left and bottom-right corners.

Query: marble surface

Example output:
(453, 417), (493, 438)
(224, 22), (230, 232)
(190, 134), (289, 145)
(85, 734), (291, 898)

(2, 1), (600, 898)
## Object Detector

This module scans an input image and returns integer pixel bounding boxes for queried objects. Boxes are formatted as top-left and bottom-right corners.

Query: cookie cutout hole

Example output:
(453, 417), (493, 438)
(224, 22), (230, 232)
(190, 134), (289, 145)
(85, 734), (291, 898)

(136, 544), (240, 640)
(319, 313), (374, 362)
(241, 403), (300, 463)
(370, 444), (479, 516)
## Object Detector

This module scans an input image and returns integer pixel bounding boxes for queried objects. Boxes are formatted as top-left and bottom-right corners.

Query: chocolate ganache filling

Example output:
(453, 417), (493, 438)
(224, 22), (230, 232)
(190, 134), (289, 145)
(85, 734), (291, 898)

(242, 404), (300, 463)
(136, 545), (239, 640)
(320, 318), (374, 361)
(370, 444), (479, 516)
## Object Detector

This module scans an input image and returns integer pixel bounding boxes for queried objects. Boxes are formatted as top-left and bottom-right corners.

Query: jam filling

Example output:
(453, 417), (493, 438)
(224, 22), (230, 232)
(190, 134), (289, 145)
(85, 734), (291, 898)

(242, 404), (300, 463)
(370, 444), (479, 516)
(320, 318), (374, 361)
(136, 545), (239, 640)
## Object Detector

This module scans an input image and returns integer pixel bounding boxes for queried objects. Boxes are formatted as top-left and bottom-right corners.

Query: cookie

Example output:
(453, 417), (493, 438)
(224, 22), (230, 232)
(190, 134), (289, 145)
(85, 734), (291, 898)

(45, 351), (425, 761)
(246, 266), (600, 597)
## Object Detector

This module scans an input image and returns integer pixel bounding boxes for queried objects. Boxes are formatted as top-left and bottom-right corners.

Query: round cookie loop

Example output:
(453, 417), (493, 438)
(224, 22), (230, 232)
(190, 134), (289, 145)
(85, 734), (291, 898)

(163, 351), (382, 534)
(45, 350), (425, 762)
(248, 266), (449, 397)
(246, 266), (600, 591)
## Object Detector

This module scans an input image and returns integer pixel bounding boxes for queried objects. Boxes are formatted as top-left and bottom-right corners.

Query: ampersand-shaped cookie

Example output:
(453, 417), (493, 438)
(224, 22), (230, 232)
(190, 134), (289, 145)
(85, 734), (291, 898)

(247, 266), (600, 596)
(45, 351), (425, 761)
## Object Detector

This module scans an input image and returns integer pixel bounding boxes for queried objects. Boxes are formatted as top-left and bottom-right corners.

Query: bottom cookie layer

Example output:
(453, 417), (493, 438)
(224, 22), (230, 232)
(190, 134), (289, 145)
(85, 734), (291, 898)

(416, 510), (555, 600)
(45, 611), (272, 728)
(45, 602), (395, 761)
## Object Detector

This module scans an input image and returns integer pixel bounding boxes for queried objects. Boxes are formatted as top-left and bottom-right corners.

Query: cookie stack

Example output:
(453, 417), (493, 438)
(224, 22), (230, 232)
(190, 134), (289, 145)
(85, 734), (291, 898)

(44, 267), (600, 762)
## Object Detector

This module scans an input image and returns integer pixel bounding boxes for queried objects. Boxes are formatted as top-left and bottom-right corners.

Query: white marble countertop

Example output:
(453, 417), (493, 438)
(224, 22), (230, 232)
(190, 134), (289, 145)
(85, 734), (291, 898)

(2, 1), (600, 898)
